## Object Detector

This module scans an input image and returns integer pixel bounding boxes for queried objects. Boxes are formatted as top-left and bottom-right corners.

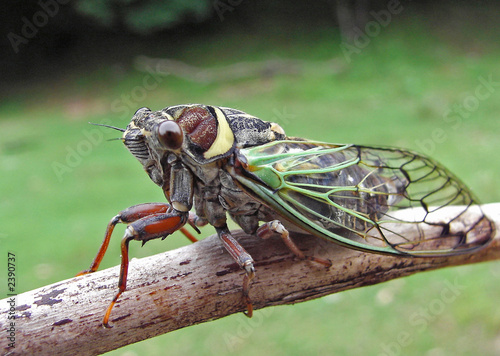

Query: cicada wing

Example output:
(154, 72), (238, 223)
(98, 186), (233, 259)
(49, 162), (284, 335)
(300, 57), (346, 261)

(233, 140), (493, 256)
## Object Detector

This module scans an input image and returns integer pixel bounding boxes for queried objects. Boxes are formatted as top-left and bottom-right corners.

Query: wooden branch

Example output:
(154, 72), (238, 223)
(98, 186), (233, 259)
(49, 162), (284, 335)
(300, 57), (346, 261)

(1, 203), (499, 356)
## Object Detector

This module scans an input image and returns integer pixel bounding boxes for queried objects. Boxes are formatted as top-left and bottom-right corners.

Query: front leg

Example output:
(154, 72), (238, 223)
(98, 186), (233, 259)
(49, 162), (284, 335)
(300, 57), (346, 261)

(77, 203), (191, 327)
(77, 203), (199, 276)
(101, 209), (189, 327)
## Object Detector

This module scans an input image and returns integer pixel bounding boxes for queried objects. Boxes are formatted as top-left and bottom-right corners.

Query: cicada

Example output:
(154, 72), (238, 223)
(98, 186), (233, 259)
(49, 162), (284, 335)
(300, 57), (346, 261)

(78, 104), (493, 327)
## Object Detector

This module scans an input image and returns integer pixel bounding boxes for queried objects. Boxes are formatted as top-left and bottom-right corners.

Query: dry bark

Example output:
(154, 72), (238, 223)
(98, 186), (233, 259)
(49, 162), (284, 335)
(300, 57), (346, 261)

(1, 203), (499, 356)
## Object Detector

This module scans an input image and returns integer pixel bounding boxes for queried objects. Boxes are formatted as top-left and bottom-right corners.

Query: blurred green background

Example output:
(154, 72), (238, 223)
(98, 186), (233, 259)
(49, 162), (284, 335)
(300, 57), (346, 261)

(1, 1), (500, 355)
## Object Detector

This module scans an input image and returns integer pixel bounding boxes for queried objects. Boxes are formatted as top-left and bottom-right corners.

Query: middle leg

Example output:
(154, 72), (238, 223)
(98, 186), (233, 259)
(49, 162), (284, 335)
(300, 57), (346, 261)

(216, 226), (255, 317)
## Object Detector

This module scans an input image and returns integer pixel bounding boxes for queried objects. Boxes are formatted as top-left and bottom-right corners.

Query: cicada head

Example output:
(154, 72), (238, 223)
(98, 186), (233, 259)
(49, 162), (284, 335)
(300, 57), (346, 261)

(122, 107), (169, 187)
(123, 104), (288, 192)
(121, 105), (232, 188)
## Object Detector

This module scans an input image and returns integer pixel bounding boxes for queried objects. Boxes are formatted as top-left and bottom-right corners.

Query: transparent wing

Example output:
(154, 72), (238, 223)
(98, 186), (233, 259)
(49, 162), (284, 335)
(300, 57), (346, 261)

(233, 140), (493, 256)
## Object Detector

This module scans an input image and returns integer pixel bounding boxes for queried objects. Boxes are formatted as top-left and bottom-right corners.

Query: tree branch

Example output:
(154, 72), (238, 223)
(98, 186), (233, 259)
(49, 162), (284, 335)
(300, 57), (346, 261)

(1, 203), (499, 355)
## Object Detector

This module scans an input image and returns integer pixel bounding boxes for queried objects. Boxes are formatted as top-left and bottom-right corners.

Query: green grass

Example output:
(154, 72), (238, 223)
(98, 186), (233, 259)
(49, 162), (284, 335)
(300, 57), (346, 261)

(1, 11), (500, 356)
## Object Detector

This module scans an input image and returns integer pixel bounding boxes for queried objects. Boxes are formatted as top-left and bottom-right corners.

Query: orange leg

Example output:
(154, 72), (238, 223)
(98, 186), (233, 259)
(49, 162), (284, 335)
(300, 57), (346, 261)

(179, 211), (209, 243)
(100, 210), (189, 328)
(76, 203), (200, 327)
(77, 203), (199, 276)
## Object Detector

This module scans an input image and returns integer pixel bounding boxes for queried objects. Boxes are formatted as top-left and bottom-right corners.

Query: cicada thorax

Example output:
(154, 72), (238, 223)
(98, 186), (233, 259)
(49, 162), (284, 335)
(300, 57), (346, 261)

(166, 105), (289, 225)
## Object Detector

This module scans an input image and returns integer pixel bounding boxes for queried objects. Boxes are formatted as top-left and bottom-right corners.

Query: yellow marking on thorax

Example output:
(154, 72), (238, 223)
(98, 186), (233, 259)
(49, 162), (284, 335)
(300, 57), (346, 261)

(203, 107), (235, 159)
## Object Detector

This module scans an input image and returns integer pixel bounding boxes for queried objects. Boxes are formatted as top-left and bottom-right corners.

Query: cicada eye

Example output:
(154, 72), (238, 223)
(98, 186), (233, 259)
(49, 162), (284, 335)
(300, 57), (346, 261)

(158, 120), (183, 150)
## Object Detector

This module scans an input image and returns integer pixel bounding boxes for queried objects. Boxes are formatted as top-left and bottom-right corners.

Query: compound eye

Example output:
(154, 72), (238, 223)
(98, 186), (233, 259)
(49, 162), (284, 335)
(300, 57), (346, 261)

(158, 121), (183, 150)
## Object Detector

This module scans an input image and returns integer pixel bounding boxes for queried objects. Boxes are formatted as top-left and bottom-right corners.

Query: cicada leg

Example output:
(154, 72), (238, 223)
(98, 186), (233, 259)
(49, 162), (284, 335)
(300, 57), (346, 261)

(76, 202), (199, 328)
(257, 220), (332, 267)
(77, 203), (199, 276)
(183, 211), (209, 242)
(101, 209), (189, 327)
(216, 226), (255, 318)
(180, 226), (198, 243)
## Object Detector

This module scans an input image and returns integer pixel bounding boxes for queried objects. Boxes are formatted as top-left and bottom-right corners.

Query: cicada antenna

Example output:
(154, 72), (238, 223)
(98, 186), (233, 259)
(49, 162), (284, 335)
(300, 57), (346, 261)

(89, 122), (126, 132)
(89, 122), (126, 141)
